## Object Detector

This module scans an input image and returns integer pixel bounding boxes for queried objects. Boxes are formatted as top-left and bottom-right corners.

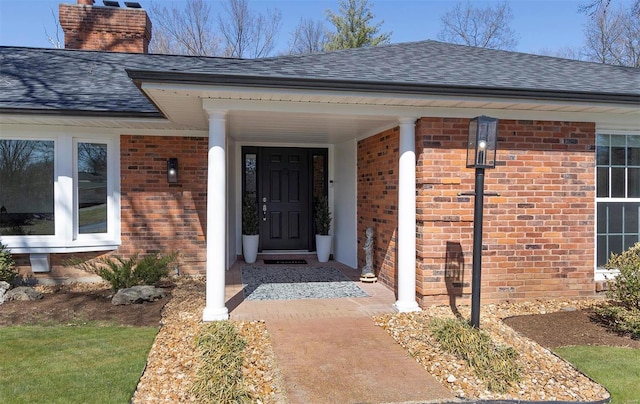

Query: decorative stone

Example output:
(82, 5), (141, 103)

(112, 285), (167, 305)
(447, 374), (457, 383)
(0, 281), (10, 304)
(4, 286), (43, 302)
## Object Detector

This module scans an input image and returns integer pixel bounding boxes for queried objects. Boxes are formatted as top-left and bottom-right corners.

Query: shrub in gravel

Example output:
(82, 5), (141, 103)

(0, 242), (18, 285)
(430, 317), (522, 393)
(596, 242), (640, 339)
(190, 321), (251, 404)
(72, 252), (176, 291)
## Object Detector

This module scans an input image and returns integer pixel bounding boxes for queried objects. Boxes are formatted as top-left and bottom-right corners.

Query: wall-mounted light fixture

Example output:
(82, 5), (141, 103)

(167, 158), (178, 183)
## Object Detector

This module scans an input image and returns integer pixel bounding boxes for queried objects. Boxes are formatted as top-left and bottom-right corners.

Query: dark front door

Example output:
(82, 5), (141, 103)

(259, 148), (310, 250)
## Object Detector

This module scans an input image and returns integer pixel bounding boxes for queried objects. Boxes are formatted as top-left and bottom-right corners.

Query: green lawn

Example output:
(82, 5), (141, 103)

(554, 346), (640, 404)
(0, 325), (158, 404)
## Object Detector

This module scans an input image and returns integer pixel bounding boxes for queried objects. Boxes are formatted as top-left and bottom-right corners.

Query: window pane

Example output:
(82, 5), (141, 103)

(611, 167), (625, 197)
(628, 136), (640, 166)
(624, 203), (639, 233)
(597, 235), (608, 267)
(596, 134), (609, 165)
(609, 235), (623, 256)
(597, 167), (609, 197)
(597, 203), (607, 233)
(78, 143), (107, 234)
(611, 147), (626, 165)
(244, 153), (257, 200)
(0, 140), (54, 235)
(312, 154), (326, 201)
(609, 203), (623, 233)
(629, 168), (640, 198)
(624, 235), (639, 252)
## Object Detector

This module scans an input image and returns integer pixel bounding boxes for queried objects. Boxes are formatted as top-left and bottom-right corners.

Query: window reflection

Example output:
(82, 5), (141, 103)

(78, 142), (107, 234)
(0, 140), (54, 235)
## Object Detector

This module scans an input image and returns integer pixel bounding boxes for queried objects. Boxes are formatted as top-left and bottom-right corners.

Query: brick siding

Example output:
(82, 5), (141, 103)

(118, 135), (209, 274)
(357, 127), (400, 292)
(358, 118), (597, 306)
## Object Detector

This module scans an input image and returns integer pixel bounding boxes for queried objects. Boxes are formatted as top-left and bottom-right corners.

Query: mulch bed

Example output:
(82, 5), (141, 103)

(503, 308), (640, 349)
(0, 283), (167, 327)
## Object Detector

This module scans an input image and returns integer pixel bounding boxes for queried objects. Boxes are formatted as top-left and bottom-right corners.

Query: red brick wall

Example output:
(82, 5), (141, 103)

(118, 135), (208, 274)
(358, 118), (597, 305)
(357, 127), (400, 292)
(59, 3), (151, 53)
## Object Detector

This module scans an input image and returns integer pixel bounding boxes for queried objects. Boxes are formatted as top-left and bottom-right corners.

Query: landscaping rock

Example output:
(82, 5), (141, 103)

(0, 281), (10, 304)
(112, 285), (167, 305)
(4, 286), (43, 302)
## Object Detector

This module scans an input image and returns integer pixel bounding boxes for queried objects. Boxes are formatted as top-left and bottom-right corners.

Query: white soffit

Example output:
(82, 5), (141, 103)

(141, 83), (638, 143)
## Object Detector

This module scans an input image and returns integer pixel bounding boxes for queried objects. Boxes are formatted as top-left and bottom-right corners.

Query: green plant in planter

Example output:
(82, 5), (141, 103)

(315, 196), (332, 235)
(0, 242), (19, 285)
(242, 196), (259, 235)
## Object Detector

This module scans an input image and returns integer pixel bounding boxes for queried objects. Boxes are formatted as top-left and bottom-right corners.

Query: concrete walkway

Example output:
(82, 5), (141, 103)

(225, 257), (456, 404)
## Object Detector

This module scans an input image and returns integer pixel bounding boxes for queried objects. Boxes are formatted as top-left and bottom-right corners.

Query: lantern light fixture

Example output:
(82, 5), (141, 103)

(167, 158), (178, 183)
(466, 116), (498, 169)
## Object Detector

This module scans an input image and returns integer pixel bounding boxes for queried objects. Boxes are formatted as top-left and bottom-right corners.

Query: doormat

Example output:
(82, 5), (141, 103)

(241, 265), (369, 301)
(263, 259), (308, 265)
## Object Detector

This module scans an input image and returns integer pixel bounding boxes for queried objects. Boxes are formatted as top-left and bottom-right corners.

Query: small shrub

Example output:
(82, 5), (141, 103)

(595, 305), (640, 339)
(242, 196), (259, 235)
(0, 242), (19, 285)
(595, 243), (640, 338)
(430, 317), (521, 393)
(314, 196), (331, 235)
(190, 321), (251, 403)
(72, 252), (176, 291)
(603, 242), (640, 311)
(133, 252), (177, 285)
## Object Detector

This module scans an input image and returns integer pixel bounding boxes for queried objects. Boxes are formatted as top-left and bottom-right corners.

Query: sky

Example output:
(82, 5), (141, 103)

(0, 0), (632, 56)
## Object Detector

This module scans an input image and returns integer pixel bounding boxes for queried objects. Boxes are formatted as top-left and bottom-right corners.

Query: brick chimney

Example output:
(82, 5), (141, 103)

(59, 0), (152, 53)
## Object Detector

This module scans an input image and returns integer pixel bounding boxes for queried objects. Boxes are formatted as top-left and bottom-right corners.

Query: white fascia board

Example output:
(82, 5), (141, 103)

(202, 97), (639, 128)
(152, 81), (639, 113)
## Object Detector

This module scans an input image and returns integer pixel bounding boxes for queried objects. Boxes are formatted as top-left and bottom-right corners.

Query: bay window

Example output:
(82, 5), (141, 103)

(0, 130), (120, 253)
(596, 133), (640, 270)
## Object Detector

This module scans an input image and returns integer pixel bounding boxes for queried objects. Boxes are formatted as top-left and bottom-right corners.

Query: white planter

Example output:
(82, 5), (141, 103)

(242, 234), (259, 264)
(315, 234), (332, 263)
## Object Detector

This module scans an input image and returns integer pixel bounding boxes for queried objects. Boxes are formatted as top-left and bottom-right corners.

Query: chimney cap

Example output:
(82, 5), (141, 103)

(124, 2), (142, 8)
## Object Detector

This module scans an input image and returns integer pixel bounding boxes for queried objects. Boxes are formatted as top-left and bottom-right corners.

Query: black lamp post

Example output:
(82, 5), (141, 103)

(466, 116), (498, 328)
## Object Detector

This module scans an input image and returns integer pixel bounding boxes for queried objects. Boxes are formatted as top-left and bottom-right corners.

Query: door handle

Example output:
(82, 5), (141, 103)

(262, 203), (267, 221)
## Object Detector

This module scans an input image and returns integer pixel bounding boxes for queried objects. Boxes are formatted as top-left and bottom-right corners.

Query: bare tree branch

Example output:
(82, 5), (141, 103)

(218, 0), (282, 58)
(149, 0), (220, 56)
(583, 3), (639, 67)
(438, 1), (518, 50)
(44, 9), (63, 49)
(289, 18), (328, 55)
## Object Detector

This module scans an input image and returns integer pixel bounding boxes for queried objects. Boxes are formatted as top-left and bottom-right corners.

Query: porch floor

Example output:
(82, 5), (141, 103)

(224, 255), (456, 404)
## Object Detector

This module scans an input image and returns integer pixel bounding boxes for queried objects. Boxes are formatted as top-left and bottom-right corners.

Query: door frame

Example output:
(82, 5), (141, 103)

(241, 146), (328, 252)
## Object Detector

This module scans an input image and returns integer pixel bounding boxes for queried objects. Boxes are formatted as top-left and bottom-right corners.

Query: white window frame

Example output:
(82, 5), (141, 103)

(595, 130), (640, 281)
(0, 127), (120, 253)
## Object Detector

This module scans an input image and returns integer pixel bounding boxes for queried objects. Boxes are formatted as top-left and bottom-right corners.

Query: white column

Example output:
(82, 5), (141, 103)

(394, 118), (421, 313)
(202, 110), (229, 321)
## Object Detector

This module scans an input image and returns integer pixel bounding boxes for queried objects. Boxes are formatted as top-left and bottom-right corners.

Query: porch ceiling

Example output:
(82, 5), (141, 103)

(143, 84), (640, 141)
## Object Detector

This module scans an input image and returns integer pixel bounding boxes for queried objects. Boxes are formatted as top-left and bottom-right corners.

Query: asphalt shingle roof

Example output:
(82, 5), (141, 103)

(1, 40), (638, 116)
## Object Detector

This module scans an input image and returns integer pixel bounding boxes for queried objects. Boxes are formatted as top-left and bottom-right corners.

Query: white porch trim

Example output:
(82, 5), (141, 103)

(202, 109), (230, 321)
(394, 117), (421, 313)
